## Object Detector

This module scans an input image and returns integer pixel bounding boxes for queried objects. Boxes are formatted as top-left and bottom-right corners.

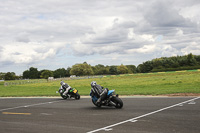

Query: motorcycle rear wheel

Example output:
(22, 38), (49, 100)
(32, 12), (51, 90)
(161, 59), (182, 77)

(92, 99), (101, 107)
(61, 95), (68, 99)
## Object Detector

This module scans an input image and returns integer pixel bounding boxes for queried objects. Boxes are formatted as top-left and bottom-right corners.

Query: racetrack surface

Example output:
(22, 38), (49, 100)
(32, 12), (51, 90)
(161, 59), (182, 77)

(0, 97), (200, 133)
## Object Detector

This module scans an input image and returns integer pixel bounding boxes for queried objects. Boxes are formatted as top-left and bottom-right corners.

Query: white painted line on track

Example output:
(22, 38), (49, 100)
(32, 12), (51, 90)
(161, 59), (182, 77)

(104, 128), (112, 131)
(0, 100), (62, 112)
(87, 97), (200, 133)
(130, 120), (138, 123)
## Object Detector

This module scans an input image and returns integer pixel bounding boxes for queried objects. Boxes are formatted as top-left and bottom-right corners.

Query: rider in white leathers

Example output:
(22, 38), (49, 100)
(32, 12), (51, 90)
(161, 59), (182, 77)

(60, 81), (71, 96)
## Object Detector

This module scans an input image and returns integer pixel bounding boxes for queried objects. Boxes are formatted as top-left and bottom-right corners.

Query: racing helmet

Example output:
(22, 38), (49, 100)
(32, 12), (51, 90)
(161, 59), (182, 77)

(91, 81), (97, 87)
(60, 81), (65, 86)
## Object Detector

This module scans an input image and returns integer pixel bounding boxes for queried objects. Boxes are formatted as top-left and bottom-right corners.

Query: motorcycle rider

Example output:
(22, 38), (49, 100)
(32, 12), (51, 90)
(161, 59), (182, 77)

(60, 81), (71, 96)
(90, 81), (108, 104)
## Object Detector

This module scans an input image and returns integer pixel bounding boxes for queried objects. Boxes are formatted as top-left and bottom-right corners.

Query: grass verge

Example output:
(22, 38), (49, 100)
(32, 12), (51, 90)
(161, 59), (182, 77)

(0, 71), (200, 97)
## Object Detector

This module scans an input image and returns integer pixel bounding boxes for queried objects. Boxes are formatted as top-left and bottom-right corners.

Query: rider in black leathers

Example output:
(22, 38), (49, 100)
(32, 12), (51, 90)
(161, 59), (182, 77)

(90, 81), (108, 104)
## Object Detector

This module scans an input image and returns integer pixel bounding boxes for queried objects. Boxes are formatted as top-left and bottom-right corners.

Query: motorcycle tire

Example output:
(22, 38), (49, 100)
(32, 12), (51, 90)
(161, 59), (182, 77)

(75, 93), (80, 100)
(111, 97), (123, 109)
(61, 95), (68, 99)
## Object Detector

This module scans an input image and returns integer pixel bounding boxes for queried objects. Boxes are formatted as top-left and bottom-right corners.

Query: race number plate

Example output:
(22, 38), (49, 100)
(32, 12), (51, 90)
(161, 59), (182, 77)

(73, 89), (77, 93)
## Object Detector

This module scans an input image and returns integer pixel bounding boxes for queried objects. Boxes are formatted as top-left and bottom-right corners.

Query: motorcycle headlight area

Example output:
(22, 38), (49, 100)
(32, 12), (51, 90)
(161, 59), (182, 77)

(112, 90), (116, 95)
(59, 89), (63, 93)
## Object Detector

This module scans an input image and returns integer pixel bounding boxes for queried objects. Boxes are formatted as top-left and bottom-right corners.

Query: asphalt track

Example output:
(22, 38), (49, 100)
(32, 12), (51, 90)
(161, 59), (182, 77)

(0, 96), (200, 133)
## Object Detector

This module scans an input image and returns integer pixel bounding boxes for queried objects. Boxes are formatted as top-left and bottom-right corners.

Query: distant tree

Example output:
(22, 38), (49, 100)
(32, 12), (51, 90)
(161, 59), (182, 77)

(4, 72), (16, 80)
(40, 70), (53, 80)
(94, 64), (104, 75)
(92, 66), (98, 75)
(53, 68), (67, 78)
(143, 61), (153, 72)
(136, 64), (144, 73)
(23, 70), (29, 79)
(38, 69), (46, 78)
(0, 72), (6, 80)
(176, 55), (187, 67)
(137, 63), (147, 73)
(171, 61), (179, 68)
(29, 67), (39, 79)
(66, 67), (71, 77)
(105, 66), (110, 75)
(152, 58), (162, 69)
(23, 67), (39, 79)
(126, 65), (136, 73)
(187, 53), (197, 66)
(94, 64), (109, 75)
(109, 66), (118, 75)
(117, 64), (128, 74)
(194, 55), (200, 65)
(70, 62), (94, 76)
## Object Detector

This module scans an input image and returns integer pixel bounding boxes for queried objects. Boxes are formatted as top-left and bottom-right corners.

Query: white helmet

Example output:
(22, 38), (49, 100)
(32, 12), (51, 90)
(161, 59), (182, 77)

(91, 81), (97, 87)
(60, 81), (65, 86)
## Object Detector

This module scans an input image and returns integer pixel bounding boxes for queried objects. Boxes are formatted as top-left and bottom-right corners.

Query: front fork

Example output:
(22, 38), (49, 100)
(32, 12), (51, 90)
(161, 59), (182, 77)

(109, 93), (119, 105)
(107, 94), (118, 106)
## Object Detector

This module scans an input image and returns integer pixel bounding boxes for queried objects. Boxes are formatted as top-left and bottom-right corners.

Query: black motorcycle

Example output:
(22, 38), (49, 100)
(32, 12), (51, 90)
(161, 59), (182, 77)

(57, 88), (80, 100)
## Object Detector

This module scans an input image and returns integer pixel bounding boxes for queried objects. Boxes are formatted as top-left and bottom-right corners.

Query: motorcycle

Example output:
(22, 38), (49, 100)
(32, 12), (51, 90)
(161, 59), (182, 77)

(90, 89), (123, 108)
(56, 88), (80, 100)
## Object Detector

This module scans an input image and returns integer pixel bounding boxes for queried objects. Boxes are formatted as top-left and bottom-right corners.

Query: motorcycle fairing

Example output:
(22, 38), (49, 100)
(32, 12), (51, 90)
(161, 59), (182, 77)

(107, 90), (115, 96)
(92, 95), (98, 102)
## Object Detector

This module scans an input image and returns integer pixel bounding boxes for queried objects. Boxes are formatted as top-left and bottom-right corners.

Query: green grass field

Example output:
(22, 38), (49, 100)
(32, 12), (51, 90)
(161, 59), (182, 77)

(0, 71), (200, 97)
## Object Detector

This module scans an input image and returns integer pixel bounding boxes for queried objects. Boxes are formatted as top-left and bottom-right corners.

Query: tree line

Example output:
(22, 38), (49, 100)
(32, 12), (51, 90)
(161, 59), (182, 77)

(137, 53), (200, 73)
(21, 63), (137, 80)
(0, 63), (136, 80)
(1, 53), (200, 80)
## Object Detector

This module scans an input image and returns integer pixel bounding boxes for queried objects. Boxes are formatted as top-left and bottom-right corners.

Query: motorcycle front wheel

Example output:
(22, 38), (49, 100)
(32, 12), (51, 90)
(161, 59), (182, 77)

(111, 97), (123, 109)
(75, 93), (80, 100)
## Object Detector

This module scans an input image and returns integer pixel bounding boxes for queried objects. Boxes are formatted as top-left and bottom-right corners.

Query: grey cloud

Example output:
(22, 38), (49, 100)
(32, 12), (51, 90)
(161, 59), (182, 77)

(16, 37), (30, 43)
(0, 46), (3, 52)
(83, 21), (137, 45)
(143, 1), (199, 32)
(15, 33), (30, 43)
(33, 47), (49, 54)
(145, 1), (184, 27)
(0, 60), (14, 68)
(13, 52), (21, 55)
(173, 0), (200, 6)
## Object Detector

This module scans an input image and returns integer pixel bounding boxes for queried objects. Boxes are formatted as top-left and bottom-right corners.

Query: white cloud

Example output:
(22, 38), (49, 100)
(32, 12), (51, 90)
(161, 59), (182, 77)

(128, 28), (155, 42)
(126, 44), (156, 54)
(179, 3), (200, 24)
(0, 42), (66, 64)
(176, 29), (184, 36)
(181, 42), (200, 55)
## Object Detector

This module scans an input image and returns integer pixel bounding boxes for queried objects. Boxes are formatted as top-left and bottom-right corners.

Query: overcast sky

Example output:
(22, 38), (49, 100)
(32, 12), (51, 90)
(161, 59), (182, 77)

(0, 0), (200, 75)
